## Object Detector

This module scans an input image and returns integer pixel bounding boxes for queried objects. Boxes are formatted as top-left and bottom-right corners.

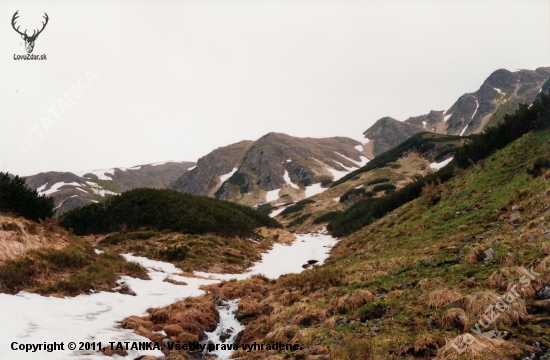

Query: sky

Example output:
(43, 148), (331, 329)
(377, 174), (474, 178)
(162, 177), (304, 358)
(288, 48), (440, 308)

(0, 0), (549, 176)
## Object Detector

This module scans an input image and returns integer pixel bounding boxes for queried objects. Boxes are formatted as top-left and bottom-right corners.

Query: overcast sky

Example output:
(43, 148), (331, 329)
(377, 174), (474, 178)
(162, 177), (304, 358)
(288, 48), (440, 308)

(1, 0), (548, 176)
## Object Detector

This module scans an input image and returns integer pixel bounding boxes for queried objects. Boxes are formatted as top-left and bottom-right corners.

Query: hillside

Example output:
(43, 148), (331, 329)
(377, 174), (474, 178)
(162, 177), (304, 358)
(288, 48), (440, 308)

(269, 132), (464, 232)
(23, 161), (195, 216)
(59, 188), (280, 237)
(195, 98), (550, 359)
(170, 132), (370, 206)
(363, 67), (550, 156)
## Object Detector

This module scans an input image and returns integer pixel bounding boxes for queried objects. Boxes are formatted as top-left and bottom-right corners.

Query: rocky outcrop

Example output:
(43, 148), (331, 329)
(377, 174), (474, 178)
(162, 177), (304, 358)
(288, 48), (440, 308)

(169, 140), (253, 196)
(171, 132), (368, 204)
(363, 67), (550, 156)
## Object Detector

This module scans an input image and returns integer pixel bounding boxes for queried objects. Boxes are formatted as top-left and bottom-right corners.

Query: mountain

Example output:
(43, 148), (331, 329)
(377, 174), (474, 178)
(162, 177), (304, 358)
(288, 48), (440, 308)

(23, 161), (195, 216)
(363, 66), (550, 156)
(170, 132), (370, 206)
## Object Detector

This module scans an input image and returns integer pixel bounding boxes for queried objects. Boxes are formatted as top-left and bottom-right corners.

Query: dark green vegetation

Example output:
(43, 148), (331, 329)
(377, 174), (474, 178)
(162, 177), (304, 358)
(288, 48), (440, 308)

(60, 188), (280, 237)
(0, 173), (54, 221)
(313, 210), (343, 224)
(328, 93), (550, 237)
(0, 238), (147, 296)
(455, 92), (550, 167)
(372, 183), (396, 192)
(339, 188), (375, 203)
(280, 199), (316, 217)
(366, 178), (391, 186)
(332, 132), (463, 187)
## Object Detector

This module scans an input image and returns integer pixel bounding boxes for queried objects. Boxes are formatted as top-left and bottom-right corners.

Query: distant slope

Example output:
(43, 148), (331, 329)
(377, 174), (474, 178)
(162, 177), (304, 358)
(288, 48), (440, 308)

(23, 161), (195, 216)
(169, 140), (254, 197)
(170, 132), (370, 206)
(362, 67), (550, 156)
(270, 132), (464, 232)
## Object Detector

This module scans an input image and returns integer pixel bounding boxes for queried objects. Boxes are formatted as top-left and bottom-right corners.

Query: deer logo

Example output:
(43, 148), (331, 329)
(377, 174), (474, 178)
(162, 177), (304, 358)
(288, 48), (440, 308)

(12, 11), (49, 54)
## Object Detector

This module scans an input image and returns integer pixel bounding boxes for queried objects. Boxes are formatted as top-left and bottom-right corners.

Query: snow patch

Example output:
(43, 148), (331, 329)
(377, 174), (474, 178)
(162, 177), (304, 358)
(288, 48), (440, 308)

(76, 187), (88, 193)
(187, 165), (197, 171)
(197, 232), (337, 281)
(265, 189), (280, 202)
(74, 169), (115, 181)
(219, 168), (238, 183)
(444, 114), (452, 122)
(355, 185), (363, 189)
(333, 197), (340, 202)
(286, 159), (292, 162)
(36, 183), (48, 193)
(334, 152), (369, 168)
(269, 207), (286, 218)
(304, 183), (327, 198)
(354, 145), (363, 152)
(0, 255), (220, 360)
(422, 121), (427, 128)
(459, 125), (469, 137)
(494, 88), (502, 94)
(429, 157), (454, 170)
(39, 182), (84, 196)
(283, 171), (299, 189)
(471, 99), (479, 120)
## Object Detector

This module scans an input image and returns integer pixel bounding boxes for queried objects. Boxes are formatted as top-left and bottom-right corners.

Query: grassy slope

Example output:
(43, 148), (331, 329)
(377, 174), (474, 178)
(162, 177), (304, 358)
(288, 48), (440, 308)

(277, 132), (463, 233)
(96, 227), (294, 274)
(219, 127), (550, 359)
(0, 218), (148, 296)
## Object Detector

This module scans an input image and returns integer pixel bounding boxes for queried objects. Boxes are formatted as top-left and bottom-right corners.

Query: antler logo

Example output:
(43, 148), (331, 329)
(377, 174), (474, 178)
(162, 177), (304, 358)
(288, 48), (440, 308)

(12, 11), (49, 54)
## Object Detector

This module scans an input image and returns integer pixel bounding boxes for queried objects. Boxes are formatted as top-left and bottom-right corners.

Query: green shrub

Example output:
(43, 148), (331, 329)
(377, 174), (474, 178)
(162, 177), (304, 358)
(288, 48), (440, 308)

(455, 91), (550, 167)
(340, 188), (366, 202)
(313, 211), (343, 224)
(366, 178), (390, 186)
(372, 183), (396, 192)
(158, 245), (189, 262)
(0, 172), (54, 221)
(328, 162), (456, 236)
(288, 214), (311, 227)
(60, 188), (280, 237)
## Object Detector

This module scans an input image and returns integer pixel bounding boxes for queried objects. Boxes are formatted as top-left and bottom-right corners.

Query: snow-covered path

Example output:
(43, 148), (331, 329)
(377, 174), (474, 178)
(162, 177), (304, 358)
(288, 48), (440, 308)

(0, 230), (337, 359)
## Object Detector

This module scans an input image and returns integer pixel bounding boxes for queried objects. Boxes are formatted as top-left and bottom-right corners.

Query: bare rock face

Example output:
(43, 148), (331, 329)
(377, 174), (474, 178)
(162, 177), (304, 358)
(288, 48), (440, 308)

(171, 132), (367, 204)
(363, 67), (550, 156)
(170, 140), (253, 196)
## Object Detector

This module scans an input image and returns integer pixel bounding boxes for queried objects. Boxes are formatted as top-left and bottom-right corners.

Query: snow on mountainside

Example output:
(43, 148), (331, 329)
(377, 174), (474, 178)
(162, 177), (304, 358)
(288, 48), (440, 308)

(23, 161), (196, 216)
(170, 132), (370, 206)
(361, 66), (550, 156)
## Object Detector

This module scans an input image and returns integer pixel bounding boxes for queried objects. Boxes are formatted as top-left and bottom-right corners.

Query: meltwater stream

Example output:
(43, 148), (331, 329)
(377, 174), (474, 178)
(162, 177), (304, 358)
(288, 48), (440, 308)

(0, 230), (337, 359)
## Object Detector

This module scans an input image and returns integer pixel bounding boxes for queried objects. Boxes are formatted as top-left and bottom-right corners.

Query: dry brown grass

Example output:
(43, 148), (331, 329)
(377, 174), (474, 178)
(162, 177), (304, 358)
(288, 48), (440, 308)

(487, 267), (532, 289)
(0, 216), (68, 262)
(465, 244), (488, 263)
(463, 290), (498, 313)
(255, 227), (296, 246)
(264, 325), (300, 344)
(414, 334), (445, 355)
(290, 303), (326, 326)
(440, 308), (468, 331)
(436, 334), (522, 360)
(428, 289), (462, 309)
(418, 277), (444, 288)
(499, 253), (515, 266)
(333, 289), (374, 313)
(541, 243), (550, 255)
